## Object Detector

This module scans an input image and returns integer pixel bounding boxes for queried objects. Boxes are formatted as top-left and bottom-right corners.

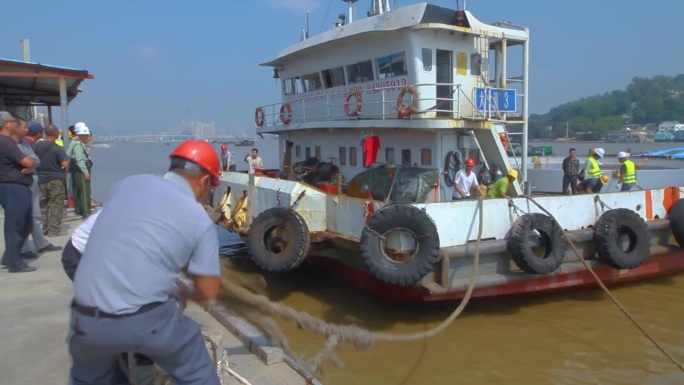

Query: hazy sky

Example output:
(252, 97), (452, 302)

(1, 0), (681, 133)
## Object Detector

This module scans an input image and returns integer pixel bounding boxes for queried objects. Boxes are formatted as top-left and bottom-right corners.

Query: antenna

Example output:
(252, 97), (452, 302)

(306, 11), (310, 38)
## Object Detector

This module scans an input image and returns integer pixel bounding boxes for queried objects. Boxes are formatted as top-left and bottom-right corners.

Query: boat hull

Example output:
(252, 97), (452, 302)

(309, 249), (684, 302)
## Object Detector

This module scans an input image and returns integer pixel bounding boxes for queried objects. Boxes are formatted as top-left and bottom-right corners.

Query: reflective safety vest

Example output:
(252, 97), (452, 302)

(55, 138), (64, 147)
(623, 159), (636, 184)
(587, 157), (602, 178)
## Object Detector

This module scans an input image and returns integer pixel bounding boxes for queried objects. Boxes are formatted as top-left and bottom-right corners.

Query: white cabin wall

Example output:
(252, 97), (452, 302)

(281, 128), (440, 183)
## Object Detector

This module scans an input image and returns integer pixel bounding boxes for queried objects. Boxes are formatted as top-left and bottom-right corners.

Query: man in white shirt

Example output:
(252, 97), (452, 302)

(244, 148), (264, 174)
(452, 158), (479, 200)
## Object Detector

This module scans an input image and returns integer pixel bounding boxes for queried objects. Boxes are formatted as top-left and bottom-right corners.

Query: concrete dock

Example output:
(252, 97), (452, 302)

(0, 208), (310, 385)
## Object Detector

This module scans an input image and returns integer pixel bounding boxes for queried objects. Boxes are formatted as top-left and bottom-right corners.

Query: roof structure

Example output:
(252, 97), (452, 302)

(0, 58), (94, 107)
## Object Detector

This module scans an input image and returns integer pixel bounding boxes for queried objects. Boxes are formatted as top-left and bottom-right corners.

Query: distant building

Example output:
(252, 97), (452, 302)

(658, 121), (684, 132)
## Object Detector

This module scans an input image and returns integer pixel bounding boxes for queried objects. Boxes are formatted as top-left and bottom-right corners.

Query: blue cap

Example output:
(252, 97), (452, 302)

(27, 122), (44, 133)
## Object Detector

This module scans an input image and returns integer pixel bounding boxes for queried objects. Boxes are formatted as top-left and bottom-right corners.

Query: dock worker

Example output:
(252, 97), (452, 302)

(244, 147), (263, 175)
(617, 151), (636, 191)
(68, 139), (222, 385)
(15, 121), (62, 257)
(0, 112), (37, 273)
(453, 158), (479, 200)
(35, 124), (70, 237)
(70, 123), (93, 217)
(220, 143), (234, 171)
(561, 148), (580, 195)
(579, 147), (604, 193)
(487, 169), (518, 199)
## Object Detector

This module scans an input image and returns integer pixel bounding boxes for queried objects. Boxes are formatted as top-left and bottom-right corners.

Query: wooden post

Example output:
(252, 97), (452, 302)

(336, 174), (343, 195)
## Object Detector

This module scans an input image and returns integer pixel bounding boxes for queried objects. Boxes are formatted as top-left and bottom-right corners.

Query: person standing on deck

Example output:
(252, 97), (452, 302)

(14, 120), (62, 257)
(244, 147), (263, 174)
(452, 158), (479, 200)
(0, 112), (37, 273)
(220, 143), (234, 171)
(71, 124), (93, 217)
(617, 151), (637, 191)
(68, 139), (222, 385)
(578, 147), (604, 193)
(561, 148), (580, 195)
(487, 169), (518, 199)
(35, 124), (70, 237)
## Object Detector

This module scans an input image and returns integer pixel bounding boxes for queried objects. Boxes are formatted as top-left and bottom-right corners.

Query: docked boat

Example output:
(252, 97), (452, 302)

(233, 139), (255, 146)
(215, 0), (684, 302)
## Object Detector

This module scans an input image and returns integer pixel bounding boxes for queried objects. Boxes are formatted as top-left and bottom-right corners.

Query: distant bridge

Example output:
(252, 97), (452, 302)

(98, 135), (260, 143)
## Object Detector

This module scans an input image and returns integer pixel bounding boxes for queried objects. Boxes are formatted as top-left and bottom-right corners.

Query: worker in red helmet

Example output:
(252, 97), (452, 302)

(220, 143), (234, 171)
(67, 139), (222, 385)
(453, 157), (480, 200)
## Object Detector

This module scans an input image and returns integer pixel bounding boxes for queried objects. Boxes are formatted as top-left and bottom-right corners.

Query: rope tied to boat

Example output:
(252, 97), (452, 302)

(521, 194), (684, 373)
(218, 196), (486, 373)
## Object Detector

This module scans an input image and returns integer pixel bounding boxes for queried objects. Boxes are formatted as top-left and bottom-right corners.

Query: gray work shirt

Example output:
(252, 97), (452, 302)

(73, 172), (220, 315)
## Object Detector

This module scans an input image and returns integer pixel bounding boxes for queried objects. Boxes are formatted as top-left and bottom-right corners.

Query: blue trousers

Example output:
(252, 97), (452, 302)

(68, 300), (219, 385)
(0, 183), (33, 271)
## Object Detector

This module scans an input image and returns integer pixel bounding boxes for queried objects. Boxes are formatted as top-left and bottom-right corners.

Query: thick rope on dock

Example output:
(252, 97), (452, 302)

(522, 195), (684, 373)
(218, 197), (485, 373)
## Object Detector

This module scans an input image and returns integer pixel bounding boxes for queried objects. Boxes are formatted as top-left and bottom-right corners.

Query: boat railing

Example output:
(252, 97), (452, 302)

(256, 83), (518, 128)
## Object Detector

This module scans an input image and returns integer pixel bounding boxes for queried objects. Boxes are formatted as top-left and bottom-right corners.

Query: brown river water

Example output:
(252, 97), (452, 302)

(93, 141), (684, 385)
(222, 259), (684, 385)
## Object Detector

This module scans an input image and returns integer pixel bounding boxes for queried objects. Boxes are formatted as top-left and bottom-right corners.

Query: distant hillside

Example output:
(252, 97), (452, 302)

(529, 74), (684, 140)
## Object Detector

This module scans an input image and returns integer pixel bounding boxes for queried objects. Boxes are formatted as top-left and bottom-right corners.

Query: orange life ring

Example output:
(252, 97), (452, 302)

(397, 85), (418, 118)
(254, 107), (265, 127)
(279, 103), (292, 125)
(344, 90), (363, 117)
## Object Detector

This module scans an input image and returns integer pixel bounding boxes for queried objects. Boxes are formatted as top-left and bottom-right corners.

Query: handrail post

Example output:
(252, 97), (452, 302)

(382, 89), (386, 119)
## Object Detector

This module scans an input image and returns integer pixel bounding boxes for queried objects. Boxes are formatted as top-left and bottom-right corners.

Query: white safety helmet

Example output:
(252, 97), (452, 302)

(617, 151), (628, 158)
(75, 125), (91, 135)
(594, 148), (605, 157)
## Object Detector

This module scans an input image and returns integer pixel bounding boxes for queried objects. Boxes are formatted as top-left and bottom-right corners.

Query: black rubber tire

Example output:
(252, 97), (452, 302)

(593, 208), (650, 269)
(443, 151), (461, 186)
(359, 204), (440, 286)
(246, 207), (310, 272)
(668, 199), (684, 248)
(507, 213), (565, 274)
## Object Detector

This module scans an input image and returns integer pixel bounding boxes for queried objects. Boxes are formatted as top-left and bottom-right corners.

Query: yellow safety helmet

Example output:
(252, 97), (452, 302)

(508, 169), (519, 179)
(600, 174), (610, 184)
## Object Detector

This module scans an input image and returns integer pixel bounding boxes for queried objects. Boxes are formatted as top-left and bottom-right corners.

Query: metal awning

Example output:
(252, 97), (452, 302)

(0, 58), (94, 106)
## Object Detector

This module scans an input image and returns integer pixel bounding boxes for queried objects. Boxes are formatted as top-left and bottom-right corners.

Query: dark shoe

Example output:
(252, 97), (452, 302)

(38, 244), (63, 253)
(20, 251), (39, 260)
(9, 266), (37, 273)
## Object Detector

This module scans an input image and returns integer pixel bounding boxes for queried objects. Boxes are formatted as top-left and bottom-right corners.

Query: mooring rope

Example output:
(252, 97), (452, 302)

(522, 195), (684, 373)
(219, 196), (485, 373)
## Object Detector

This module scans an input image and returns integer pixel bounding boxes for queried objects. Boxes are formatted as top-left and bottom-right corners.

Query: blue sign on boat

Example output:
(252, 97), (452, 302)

(475, 88), (517, 113)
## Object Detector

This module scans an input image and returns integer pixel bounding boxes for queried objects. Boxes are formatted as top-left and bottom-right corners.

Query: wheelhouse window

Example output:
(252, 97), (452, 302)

(301, 73), (322, 92)
(421, 48), (433, 72)
(346, 60), (374, 84)
(321, 67), (345, 88)
(339, 147), (347, 165)
(401, 149), (411, 166)
(349, 147), (357, 166)
(420, 148), (432, 165)
(385, 147), (395, 165)
(284, 77), (301, 95)
(315, 146), (321, 159)
(375, 52), (408, 79)
(305, 147), (311, 159)
(471, 53), (482, 76)
(295, 145), (301, 158)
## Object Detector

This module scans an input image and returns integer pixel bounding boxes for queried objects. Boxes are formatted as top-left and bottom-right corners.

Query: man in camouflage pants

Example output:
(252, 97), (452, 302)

(35, 124), (70, 236)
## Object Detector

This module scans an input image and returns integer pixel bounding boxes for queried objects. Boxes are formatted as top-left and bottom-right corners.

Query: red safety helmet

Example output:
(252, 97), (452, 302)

(465, 158), (476, 167)
(169, 140), (221, 186)
(221, 144), (228, 151)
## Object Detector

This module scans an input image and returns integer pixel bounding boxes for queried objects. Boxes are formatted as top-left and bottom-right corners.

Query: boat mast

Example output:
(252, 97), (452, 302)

(368, 0), (391, 17)
(342, 0), (358, 23)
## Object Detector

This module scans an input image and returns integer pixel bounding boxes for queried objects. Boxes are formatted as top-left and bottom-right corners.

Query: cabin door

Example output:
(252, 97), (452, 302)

(436, 50), (453, 117)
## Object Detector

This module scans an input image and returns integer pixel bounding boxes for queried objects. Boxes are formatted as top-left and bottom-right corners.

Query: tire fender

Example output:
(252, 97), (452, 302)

(507, 213), (565, 274)
(593, 208), (650, 269)
(246, 207), (310, 271)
